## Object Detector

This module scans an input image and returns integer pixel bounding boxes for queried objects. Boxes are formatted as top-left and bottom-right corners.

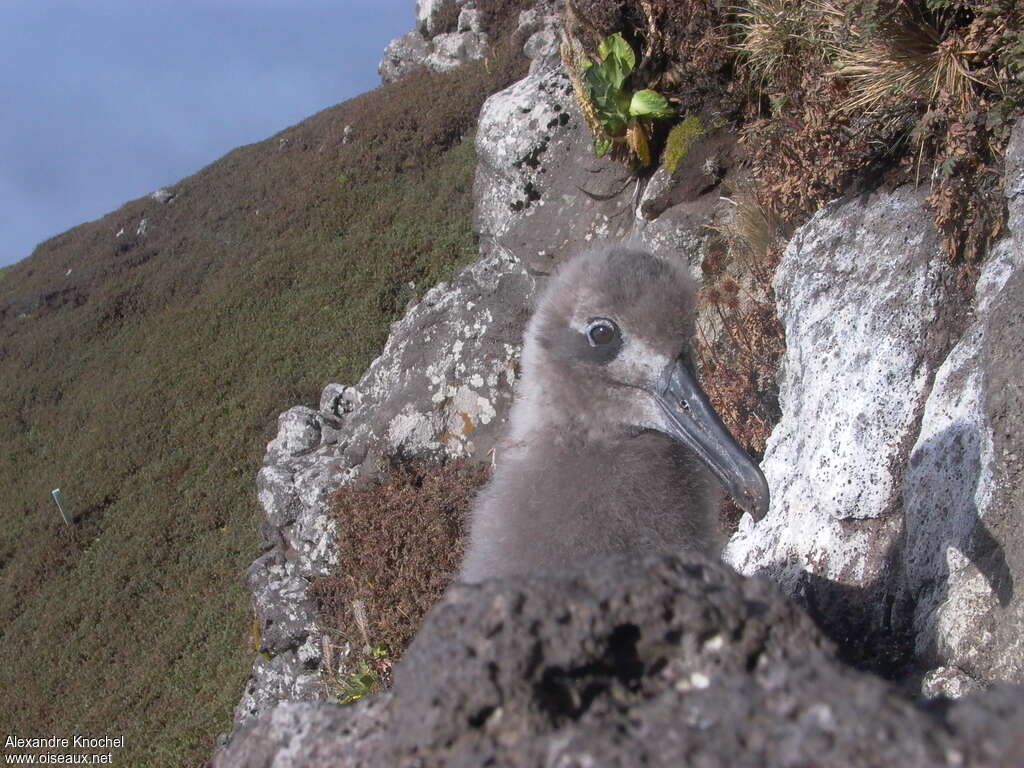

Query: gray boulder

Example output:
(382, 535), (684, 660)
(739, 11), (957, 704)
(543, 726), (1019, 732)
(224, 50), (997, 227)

(266, 406), (321, 461)
(474, 59), (729, 278)
(417, 0), (459, 37)
(725, 183), (956, 590)
(378, 28), (490, 84)
(458, 6), (483, 33)
(216, 555), (1024, 767)
(519, 5), (562, 74)
(230, 553), (328, 728)
(896, 149), (1024, 688)
(424, 30), (490, 74)
(149, 187), (175, 204)
(378, 0), (491, 84)
(475, 67), (669, 274)
(378, 30), (432, 83)
(726, 121), (1024, 691)
(228, 242), (534, 733)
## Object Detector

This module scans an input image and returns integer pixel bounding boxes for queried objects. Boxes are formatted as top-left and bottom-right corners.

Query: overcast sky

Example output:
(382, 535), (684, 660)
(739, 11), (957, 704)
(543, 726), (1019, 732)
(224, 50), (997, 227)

(0, 0), (413, 267)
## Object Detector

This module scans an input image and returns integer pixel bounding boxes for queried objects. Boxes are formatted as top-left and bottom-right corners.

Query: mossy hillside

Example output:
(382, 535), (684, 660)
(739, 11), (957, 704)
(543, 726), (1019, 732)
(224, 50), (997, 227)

(0, 35), (528, 767)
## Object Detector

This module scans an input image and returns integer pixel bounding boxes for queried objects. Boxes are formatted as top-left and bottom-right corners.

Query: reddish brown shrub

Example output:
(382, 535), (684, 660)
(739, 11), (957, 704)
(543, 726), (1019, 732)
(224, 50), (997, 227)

(312, 460), (489, 658)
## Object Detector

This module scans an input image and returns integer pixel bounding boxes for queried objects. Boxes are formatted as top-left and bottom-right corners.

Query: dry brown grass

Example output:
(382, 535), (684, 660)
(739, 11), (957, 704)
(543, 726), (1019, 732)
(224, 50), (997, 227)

(735, 0), (1021, 269)
(733, 0), (833, 92)
(700, 192), (786, 460)
(311, 460), (489, 667)
(698, 190), (789, 529)
(835, 7), (987, 118)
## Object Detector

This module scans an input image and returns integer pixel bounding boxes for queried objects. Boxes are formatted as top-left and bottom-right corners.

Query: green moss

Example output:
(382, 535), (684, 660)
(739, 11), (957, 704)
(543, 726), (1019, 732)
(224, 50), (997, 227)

(661, 114), (704, 175)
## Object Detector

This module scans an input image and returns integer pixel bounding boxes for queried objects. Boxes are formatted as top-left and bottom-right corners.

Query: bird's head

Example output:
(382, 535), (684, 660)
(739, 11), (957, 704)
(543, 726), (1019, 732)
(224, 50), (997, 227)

(519, 246), (769, 521)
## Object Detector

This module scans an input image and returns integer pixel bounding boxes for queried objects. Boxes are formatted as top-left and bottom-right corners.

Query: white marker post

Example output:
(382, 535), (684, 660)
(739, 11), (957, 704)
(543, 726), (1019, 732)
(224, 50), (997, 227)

(51, 488), (72, 526)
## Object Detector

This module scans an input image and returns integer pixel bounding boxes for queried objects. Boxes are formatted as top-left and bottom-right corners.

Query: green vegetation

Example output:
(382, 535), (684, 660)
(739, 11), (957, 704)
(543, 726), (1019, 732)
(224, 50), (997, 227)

(564, 0), (1020, 263)
(0, 15), (528, 765)
(3, 2), (1013, 762)
(334, 645), (390, 705)
(576, 33), (674, 162)
(560, 0), (1021, 470)
(733, 0), (1023, 264)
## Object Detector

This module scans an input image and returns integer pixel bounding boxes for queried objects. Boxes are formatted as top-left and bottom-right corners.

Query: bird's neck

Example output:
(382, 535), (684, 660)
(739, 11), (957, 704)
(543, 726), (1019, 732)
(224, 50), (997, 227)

(477, 423), (721, 578)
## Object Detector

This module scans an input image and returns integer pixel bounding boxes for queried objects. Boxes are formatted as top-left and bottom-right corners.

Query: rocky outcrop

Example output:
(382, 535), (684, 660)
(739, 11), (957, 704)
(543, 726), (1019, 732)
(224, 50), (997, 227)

(229, 245), (534, 732)
(225, 0), (1024, 759)
(473, 61), (726, 278)
(227, 4), (736, 738)
(726, 121), (1024, 691)
(379, 1), (563, 85)
(378, 0), (489, 84)
(216, 554), (1024, 767)
(227, 7), (575, 740)
(722, 183), (957, 669)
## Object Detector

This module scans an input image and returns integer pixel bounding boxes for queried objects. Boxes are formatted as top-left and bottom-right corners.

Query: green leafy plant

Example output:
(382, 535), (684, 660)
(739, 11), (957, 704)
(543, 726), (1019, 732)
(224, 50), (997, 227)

(580, 33), (674, 163)
(336, 645), (389, 705)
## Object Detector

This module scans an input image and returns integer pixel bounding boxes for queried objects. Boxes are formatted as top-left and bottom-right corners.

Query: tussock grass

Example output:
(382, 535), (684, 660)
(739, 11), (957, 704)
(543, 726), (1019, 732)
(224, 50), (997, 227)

(732, 0), (832, 90)
(712, 190), (788, 286)
(835, 8), (985, 116)
(733, 0), (1021, 265)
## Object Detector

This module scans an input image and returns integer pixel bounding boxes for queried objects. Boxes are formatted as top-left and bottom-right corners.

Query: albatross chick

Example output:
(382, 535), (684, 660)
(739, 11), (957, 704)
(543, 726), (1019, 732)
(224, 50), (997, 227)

(460, 247), (768, 583)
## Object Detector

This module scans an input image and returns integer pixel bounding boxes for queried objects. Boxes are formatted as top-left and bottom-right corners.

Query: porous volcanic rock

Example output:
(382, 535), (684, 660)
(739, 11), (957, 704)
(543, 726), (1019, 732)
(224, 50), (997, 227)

(229, 244), (534, 732)
(215, 555), (1024, 767)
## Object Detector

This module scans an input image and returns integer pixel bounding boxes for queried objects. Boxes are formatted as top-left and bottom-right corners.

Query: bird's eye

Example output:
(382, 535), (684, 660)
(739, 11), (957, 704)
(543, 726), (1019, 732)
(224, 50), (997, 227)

(587, 318), (619, 346)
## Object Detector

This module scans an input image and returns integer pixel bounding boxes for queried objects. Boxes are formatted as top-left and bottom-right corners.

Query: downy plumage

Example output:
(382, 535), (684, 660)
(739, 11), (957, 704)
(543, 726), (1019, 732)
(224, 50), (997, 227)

(460, 247), (768, 583)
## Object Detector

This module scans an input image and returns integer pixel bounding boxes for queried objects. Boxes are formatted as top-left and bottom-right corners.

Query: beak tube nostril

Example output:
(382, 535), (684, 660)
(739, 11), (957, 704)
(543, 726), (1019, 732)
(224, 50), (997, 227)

(654, 357), (770, 522)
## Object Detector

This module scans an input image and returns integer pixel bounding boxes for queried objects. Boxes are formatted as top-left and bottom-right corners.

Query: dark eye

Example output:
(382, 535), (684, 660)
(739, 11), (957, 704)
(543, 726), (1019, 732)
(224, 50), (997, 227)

(587, 318), (619, 346)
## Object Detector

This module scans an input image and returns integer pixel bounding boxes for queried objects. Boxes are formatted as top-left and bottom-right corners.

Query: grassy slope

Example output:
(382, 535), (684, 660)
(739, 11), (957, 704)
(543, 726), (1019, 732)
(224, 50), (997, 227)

(0, 37), (527, 765)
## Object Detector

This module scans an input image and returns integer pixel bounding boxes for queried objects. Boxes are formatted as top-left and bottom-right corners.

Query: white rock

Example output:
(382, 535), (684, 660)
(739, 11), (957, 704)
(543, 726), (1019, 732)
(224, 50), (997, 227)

(727, 186), (951, 587)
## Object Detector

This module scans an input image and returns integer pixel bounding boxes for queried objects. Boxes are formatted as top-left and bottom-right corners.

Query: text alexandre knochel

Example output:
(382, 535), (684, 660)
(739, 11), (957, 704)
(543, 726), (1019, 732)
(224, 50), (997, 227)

(5, 736), (124, 750)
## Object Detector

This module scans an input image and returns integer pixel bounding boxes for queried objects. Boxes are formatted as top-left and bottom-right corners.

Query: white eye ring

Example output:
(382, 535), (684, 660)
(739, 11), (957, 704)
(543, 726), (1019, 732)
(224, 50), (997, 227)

(586, 318), (619, 347)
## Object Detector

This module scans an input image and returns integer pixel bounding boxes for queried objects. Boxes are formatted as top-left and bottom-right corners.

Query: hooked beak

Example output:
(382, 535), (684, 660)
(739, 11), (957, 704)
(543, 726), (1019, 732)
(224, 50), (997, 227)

(651, 358), (770, 521)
